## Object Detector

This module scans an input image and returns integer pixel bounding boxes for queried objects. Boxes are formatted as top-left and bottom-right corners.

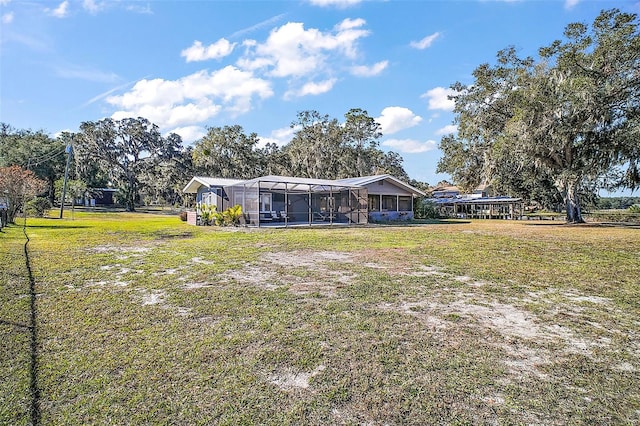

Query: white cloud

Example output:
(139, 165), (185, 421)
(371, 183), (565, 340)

(308, 0), (362, 8)
(82, 0), (104, 14)
(286, 78), (337, 98)
(2, 11), (13, 24)
(181, 38), (236, 62)
(125, 3), (152, 14)
(53, 129), (73, 139)
(107, 66), (273, 130)
(238, 18), (370, 78)
(350, 60), (388, 77)
(257, 126), (298, 148)
(565, 0), (580, 9)
(410, 32), (441, 50)
(166, 126), (207, 144)
(49, 1), (69, 18)
(435, 124), (458, 135)
(0, 0), (12, 5)
(422, 87), (457, 111)
(376, 107), (422, 135)
(382, 139), (437, 154)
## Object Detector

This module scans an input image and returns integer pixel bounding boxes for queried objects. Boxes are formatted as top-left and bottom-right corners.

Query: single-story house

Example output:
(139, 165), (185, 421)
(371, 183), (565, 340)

(182, 174), (425, 227)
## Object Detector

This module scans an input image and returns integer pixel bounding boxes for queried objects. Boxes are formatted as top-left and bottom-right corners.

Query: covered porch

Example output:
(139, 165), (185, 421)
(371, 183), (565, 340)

(433, 197), (524, 220)
(227, 176), (368, 227)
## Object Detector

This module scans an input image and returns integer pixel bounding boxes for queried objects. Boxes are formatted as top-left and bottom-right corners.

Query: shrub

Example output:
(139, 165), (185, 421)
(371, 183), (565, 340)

(26, 197), (52, 217)
(199, 204), (216, 225)
(213, 205), (243, 226)
(415, 200), (440, 219)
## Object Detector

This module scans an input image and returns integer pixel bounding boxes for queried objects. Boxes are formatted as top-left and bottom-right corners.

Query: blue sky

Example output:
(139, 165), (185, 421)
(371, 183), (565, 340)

(1, 0), (639, 189)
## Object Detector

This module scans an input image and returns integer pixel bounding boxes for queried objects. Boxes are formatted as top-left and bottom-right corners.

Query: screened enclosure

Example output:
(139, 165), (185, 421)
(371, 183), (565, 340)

(226, 176), (368, 227)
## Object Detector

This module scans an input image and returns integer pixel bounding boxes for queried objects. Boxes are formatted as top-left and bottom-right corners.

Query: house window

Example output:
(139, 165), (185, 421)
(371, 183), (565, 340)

(382, 195), (397, 211)
(368, 194), (380, 211)
(260, 193), (272, 212)
(398, 196), (412, 211)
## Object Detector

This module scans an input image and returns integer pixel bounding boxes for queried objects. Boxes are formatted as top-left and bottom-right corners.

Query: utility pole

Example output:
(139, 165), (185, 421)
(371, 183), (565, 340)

(59, 142), (73, 219)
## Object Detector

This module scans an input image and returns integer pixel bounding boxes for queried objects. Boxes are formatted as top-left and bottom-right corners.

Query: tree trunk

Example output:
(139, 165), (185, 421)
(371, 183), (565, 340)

(564, 181), (584, 223)
(47, 177), (56, 204)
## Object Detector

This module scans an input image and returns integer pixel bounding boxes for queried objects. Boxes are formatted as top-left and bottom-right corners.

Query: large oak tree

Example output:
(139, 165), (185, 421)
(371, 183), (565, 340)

(438, 9), (640, 222)
(75, 117), (183, 211)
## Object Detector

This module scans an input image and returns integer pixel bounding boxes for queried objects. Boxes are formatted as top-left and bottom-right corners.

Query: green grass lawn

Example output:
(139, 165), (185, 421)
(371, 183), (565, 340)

(2, 212), (639, 424)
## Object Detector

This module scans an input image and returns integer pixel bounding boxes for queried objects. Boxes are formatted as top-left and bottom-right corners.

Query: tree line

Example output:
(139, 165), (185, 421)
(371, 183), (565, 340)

(0, 109), (422, 222)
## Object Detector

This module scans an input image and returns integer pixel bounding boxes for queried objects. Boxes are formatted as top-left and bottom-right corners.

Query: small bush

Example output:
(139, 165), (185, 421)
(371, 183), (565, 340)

(415, 200), (440, 219)
(213, 205), (243, 226)
(179, 211), (188, 221)
(26, 197), (52, 217)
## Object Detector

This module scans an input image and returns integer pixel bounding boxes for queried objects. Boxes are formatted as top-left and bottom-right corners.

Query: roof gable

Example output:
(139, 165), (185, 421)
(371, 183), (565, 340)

(182, 177), (246, 193)
(336, 175), (425, 197)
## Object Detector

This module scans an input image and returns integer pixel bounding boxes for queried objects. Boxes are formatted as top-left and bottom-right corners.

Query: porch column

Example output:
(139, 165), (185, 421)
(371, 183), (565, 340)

(308, 189), (312, 226)
(257, 180), (261, 228)
(284, 183), (288, 227)
(330, 186), (334, 225)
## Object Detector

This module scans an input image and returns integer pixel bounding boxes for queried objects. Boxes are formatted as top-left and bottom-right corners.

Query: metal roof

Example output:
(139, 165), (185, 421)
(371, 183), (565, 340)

(229, 175), (363, 192)
(183, 174), (426, 195)
(182, 176), (246, 193)
(427, 196), (522, 204)
(336, 175), (426, 197)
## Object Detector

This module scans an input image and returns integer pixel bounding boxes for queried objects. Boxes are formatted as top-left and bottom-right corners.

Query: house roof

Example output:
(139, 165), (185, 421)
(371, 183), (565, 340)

(229, 175), (363, 192)
(431, 185), (460, 193)
(428, 196), (522, 205)
(182, 176), (246, 193)
(336, 175), (426, 197)
(183, 174), (425, 195)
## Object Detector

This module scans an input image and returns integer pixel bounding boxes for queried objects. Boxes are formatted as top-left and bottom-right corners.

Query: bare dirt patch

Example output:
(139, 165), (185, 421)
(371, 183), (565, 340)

(190, 257), (214, 265)
(214, 251), (359, 295)
(182, 282), (214, 290)
(261, 251), (354, 267)
(226, 265), (280, 290)
(89, 245), (151, 260)
(269, 365), (326, 391)
(141, 290), (167, 306)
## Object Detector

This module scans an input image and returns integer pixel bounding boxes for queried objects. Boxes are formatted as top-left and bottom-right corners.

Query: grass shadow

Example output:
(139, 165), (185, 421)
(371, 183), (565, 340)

(371, 219), (472, 227)
(26, 224), (93, 230)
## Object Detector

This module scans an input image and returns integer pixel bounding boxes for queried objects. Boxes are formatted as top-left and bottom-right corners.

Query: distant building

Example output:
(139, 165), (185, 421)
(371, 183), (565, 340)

(84, 188), (118, 207)
(427, 184), (523, 220)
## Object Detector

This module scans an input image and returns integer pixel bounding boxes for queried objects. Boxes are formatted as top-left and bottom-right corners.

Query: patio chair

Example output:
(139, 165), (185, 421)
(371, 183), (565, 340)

(270, 211), (281, 221)
(313, 212), (328, 221)
(279, 211), (290, 221)
(260, 212), (273, 222)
